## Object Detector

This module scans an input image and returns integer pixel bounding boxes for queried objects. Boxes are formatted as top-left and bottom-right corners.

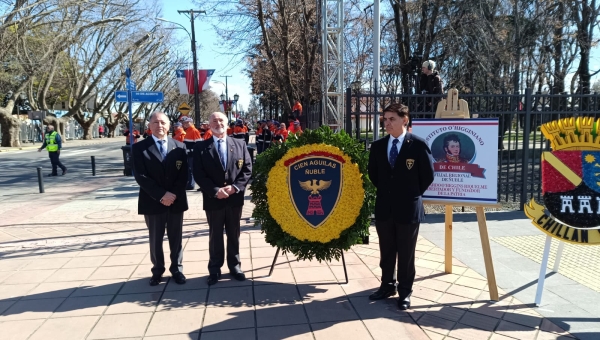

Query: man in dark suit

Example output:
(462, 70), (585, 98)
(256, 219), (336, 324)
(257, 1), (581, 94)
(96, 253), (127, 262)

(132, 112), (189, 286)
(367, 103), (435, 310)
(193, 112), (252, 286)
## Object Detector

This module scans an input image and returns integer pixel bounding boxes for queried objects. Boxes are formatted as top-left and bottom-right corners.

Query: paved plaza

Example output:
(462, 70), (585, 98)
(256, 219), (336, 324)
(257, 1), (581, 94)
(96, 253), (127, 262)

(0, 142), (598, 339)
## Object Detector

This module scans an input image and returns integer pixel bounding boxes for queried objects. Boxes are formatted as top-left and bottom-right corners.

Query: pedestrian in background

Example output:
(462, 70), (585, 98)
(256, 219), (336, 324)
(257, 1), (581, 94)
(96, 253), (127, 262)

(38, 124), (67, 176)
(173, 122), (186, 142)
(181, 116), (202, 190)
(132, 112), (189, 286)
(419, 60), (443, 111)
(367, 103), (434, 310)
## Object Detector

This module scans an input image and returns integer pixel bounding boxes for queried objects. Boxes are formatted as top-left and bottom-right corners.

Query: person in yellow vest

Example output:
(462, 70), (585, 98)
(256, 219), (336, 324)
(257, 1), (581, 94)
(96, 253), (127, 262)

(37, 124), (67, 176)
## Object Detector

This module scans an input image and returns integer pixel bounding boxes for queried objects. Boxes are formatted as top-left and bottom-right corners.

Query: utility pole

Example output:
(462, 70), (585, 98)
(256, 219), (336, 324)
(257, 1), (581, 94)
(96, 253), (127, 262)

(221, 75), (232, 120)
(178, 9), (205, 128)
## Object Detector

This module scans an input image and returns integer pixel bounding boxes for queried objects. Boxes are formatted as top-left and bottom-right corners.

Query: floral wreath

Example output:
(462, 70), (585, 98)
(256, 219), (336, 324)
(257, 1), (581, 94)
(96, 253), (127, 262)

(250, 126), (375, 262)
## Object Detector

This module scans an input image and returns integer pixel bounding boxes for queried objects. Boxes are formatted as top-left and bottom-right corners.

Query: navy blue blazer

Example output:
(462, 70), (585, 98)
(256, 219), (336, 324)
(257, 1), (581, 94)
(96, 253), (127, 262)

(132, 136), (189, 215)
(192, 137), (252, 211)
(367, 132), (435, 224)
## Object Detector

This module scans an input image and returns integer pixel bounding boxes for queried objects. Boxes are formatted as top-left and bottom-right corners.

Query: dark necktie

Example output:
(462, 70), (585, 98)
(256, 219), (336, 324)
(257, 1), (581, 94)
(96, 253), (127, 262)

(389, 138), (399, 168)
(217, 139), (226, 169)
(157, 140), (167, 159)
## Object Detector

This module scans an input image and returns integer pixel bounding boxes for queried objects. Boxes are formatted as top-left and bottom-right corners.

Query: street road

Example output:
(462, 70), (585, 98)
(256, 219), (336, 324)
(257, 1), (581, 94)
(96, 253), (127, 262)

(0, 140), (126, 197)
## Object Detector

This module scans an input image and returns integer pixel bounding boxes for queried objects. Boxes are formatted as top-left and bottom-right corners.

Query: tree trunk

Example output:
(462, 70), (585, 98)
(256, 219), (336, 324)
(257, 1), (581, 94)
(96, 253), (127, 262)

(0, 114), (21, 147)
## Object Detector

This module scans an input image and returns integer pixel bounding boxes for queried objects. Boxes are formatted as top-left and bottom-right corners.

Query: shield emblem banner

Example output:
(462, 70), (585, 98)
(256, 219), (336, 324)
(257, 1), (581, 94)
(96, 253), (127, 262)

(542, 150), (600, 229)
(288, 156), (343, 229)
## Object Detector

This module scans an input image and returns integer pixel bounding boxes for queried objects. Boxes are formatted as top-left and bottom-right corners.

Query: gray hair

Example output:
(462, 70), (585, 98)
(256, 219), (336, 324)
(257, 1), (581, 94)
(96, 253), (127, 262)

(209, 111), (228, 125)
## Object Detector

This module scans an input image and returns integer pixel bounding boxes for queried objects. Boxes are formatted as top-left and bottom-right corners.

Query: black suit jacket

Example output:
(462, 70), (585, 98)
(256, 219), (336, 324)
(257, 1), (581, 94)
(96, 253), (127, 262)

(368, 132), (435, 224)
(193, 136), (252, 211)
(132, 136), (189, 215)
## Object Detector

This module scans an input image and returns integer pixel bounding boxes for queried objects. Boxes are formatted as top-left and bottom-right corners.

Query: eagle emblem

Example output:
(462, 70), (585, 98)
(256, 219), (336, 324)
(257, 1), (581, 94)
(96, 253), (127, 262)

(406, 159), (415, 170)
(176, 160), (182, 170)
(299, 179), (332, 195)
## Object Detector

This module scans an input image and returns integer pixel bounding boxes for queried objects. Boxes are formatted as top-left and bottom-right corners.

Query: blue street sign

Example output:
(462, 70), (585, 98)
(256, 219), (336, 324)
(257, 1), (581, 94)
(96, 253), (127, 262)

(131, 91), (164, 103)
(126, 78), (136, 91)
(115, 91), (128, 102)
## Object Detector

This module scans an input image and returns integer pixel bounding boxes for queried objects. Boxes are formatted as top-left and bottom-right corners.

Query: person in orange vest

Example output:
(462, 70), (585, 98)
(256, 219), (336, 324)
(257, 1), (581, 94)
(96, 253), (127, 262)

(292, 100), (302, 117)
(267, 120), (277, 133)
(124, 127), (141, 145)
(232, 120), (246, 142)
(143, 126), (152, 138)
(181, 116), (202, 190)
(173, 122), (186, 142)
(287, 116), (298, 134)
(243, 121), (250, 144)
(227, 122), (234, 136)
(292, 121), (303, 135)
(273, 123), (288, 144)
(201, 122), (213, 140)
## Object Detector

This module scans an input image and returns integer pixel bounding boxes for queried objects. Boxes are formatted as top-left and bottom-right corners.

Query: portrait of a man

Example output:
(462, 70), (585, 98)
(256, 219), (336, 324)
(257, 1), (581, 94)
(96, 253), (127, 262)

(436, 133), (471, 163)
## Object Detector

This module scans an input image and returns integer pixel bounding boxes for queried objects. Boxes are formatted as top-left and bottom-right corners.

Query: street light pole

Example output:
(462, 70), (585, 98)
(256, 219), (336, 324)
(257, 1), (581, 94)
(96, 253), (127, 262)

(177, 9), (205, 128)
(220, 75), (231, 120)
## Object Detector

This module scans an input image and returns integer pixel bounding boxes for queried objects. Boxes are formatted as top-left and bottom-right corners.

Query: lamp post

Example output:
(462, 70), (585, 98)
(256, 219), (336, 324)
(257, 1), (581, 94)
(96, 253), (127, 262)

(351, 81), (361, 141)
(233, 93), (239, 118)
(157, 11), (205, 128)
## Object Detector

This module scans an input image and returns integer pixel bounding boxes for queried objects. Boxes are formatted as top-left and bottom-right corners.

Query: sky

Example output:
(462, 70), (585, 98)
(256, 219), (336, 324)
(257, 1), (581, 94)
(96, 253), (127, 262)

(158, 0), (252, 111)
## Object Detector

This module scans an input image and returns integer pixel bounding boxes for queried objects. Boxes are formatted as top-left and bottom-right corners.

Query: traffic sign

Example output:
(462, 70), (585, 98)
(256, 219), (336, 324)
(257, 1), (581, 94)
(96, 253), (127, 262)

(126, 79), (137, 91)
(115, 91), (128, 102)
(131, 91), (164, 103)
(178, 103), (191, 115)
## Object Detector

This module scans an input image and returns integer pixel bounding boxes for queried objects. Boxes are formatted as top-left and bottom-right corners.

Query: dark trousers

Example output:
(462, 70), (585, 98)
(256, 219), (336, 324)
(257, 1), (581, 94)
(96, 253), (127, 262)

(49, 151), (66, 175)
(206, 205), (243, 276)
(186, 154), (195, 189)
(256, 142), (264, 154)
(144, 211), (184, 277)
(375, 219), (420, 298)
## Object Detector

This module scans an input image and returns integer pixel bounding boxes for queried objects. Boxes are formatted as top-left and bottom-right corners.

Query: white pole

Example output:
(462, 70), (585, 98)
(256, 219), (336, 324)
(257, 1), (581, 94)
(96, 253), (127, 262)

(553, 241), (564, 272)
(535, 235), (552, 306)
(372, 0), (380, 141)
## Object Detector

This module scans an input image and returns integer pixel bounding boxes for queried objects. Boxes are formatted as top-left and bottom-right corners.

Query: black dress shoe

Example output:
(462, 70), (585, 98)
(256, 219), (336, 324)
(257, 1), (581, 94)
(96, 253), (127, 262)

(207, 272), (221, 286)
(398, 296), (411, 310)
(230, 271), (246, 281)
(62, 168), (67, 175)
(172, 272), (186, 284)
(149, 276), (162, 286)
(369, 287), (397, 301)
(47, 173), (57, 177)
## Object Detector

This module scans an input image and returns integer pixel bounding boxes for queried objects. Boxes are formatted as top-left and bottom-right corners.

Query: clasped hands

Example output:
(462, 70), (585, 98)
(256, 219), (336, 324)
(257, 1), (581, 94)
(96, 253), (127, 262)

(160, 191), (177, 206)
(216, 185), (236, 199)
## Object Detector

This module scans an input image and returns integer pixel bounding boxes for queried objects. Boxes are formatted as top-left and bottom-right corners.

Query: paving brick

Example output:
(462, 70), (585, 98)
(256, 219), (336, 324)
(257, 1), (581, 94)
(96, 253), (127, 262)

(254, 283), (301, 304)
(200, 328), (254, 340)
(207, 286), (253, 307)
(495, 320), (538, 340)
(448, 322), (494, 340)
(0, 297), (65, 321)
(257, 324), (313, 340)
(52, 294), (113, 317)
(88, 312), (152, 339)
(303, 298), (358, 323)
(202, 306), (255, 332)
(458, 311), (500, 331)
(29, 315), (99, 340)
(311, 320), (372, 340)
(418, 313), (456, 336)
(0, 319), (45, 340)
(145, 309), (204, 336)
(256, 302), (307, 327)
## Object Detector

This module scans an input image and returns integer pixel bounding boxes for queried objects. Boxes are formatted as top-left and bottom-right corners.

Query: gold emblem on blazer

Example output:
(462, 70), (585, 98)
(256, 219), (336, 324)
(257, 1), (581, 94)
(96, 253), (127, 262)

(237, 159), (244, 169)
(406, 159), (415, 170)
(176, 160), (182, 170)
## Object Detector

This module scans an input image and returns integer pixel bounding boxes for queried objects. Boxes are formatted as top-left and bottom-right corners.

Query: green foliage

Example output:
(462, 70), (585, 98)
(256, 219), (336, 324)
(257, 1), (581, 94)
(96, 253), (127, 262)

(250, 126), (376, 262)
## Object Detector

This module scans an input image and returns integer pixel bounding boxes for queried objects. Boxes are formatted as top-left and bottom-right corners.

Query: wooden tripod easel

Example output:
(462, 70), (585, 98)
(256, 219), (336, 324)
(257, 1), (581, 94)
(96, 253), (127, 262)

(426, 89), (500, 301)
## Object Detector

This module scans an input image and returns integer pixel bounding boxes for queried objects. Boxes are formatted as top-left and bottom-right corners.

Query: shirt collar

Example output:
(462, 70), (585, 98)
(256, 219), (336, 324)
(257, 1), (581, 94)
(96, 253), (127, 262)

(151, 135), (167, 144)
(213, 135), (227, 144)
(390, 130), (407, 144)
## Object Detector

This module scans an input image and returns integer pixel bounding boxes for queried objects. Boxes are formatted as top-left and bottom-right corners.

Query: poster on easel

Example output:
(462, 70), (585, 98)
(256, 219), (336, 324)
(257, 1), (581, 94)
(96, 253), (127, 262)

(412, 118), (499, 204)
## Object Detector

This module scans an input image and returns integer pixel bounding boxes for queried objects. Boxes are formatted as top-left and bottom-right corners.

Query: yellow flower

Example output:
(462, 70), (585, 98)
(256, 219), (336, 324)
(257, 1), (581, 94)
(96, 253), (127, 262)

(266, 144), (365, 243)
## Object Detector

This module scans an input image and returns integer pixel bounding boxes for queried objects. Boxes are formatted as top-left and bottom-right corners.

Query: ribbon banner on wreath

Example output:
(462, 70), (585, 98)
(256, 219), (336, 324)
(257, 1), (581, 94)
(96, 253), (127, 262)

(524, 117), (600, 245)
(250, 126), (375, 262)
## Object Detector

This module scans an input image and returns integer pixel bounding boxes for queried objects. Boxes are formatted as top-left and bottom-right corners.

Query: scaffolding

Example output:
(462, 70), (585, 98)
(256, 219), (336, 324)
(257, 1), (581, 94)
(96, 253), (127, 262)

(321, 0), (344, 130)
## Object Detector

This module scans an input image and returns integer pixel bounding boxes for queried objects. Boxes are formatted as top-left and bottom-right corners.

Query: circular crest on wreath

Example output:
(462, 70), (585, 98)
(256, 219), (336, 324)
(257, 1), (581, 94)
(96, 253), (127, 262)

(250, 126), (375, 262)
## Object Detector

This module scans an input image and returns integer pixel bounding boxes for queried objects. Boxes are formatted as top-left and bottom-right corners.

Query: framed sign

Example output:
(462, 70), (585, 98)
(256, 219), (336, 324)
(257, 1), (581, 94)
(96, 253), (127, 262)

(412, 118), (499, 204)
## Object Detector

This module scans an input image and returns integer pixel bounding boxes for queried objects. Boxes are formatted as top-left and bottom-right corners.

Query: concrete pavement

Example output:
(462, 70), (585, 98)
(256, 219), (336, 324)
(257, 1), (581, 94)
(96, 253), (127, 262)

(0, 147), (593, 339)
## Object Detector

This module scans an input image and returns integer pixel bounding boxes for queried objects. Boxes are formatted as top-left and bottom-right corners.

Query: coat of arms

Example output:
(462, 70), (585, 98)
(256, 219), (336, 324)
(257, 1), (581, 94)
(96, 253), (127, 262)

(288, 156), (342, 229)
(176, 160), (182, 170)
(525, 117), (600, 245)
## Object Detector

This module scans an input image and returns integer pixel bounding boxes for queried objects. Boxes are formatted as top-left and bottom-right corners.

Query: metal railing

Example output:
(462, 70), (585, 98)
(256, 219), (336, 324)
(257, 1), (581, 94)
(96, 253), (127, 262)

(346, 88), (600, 208)
(1, 119), (122, 143)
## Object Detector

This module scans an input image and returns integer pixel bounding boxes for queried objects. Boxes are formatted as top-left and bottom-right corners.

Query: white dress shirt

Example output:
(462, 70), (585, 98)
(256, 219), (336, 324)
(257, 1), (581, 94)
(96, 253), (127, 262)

(387, 130), (407, 159)
(151, 135), (168, 155)
(213, 135), (228, 168)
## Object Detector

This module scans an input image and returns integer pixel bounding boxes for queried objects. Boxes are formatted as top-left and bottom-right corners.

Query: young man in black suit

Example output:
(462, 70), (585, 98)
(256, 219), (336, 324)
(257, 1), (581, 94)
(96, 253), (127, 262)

(193, 112), (252, 286)
(132, 112), (189, 286)
(367, 103), (435, 309)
